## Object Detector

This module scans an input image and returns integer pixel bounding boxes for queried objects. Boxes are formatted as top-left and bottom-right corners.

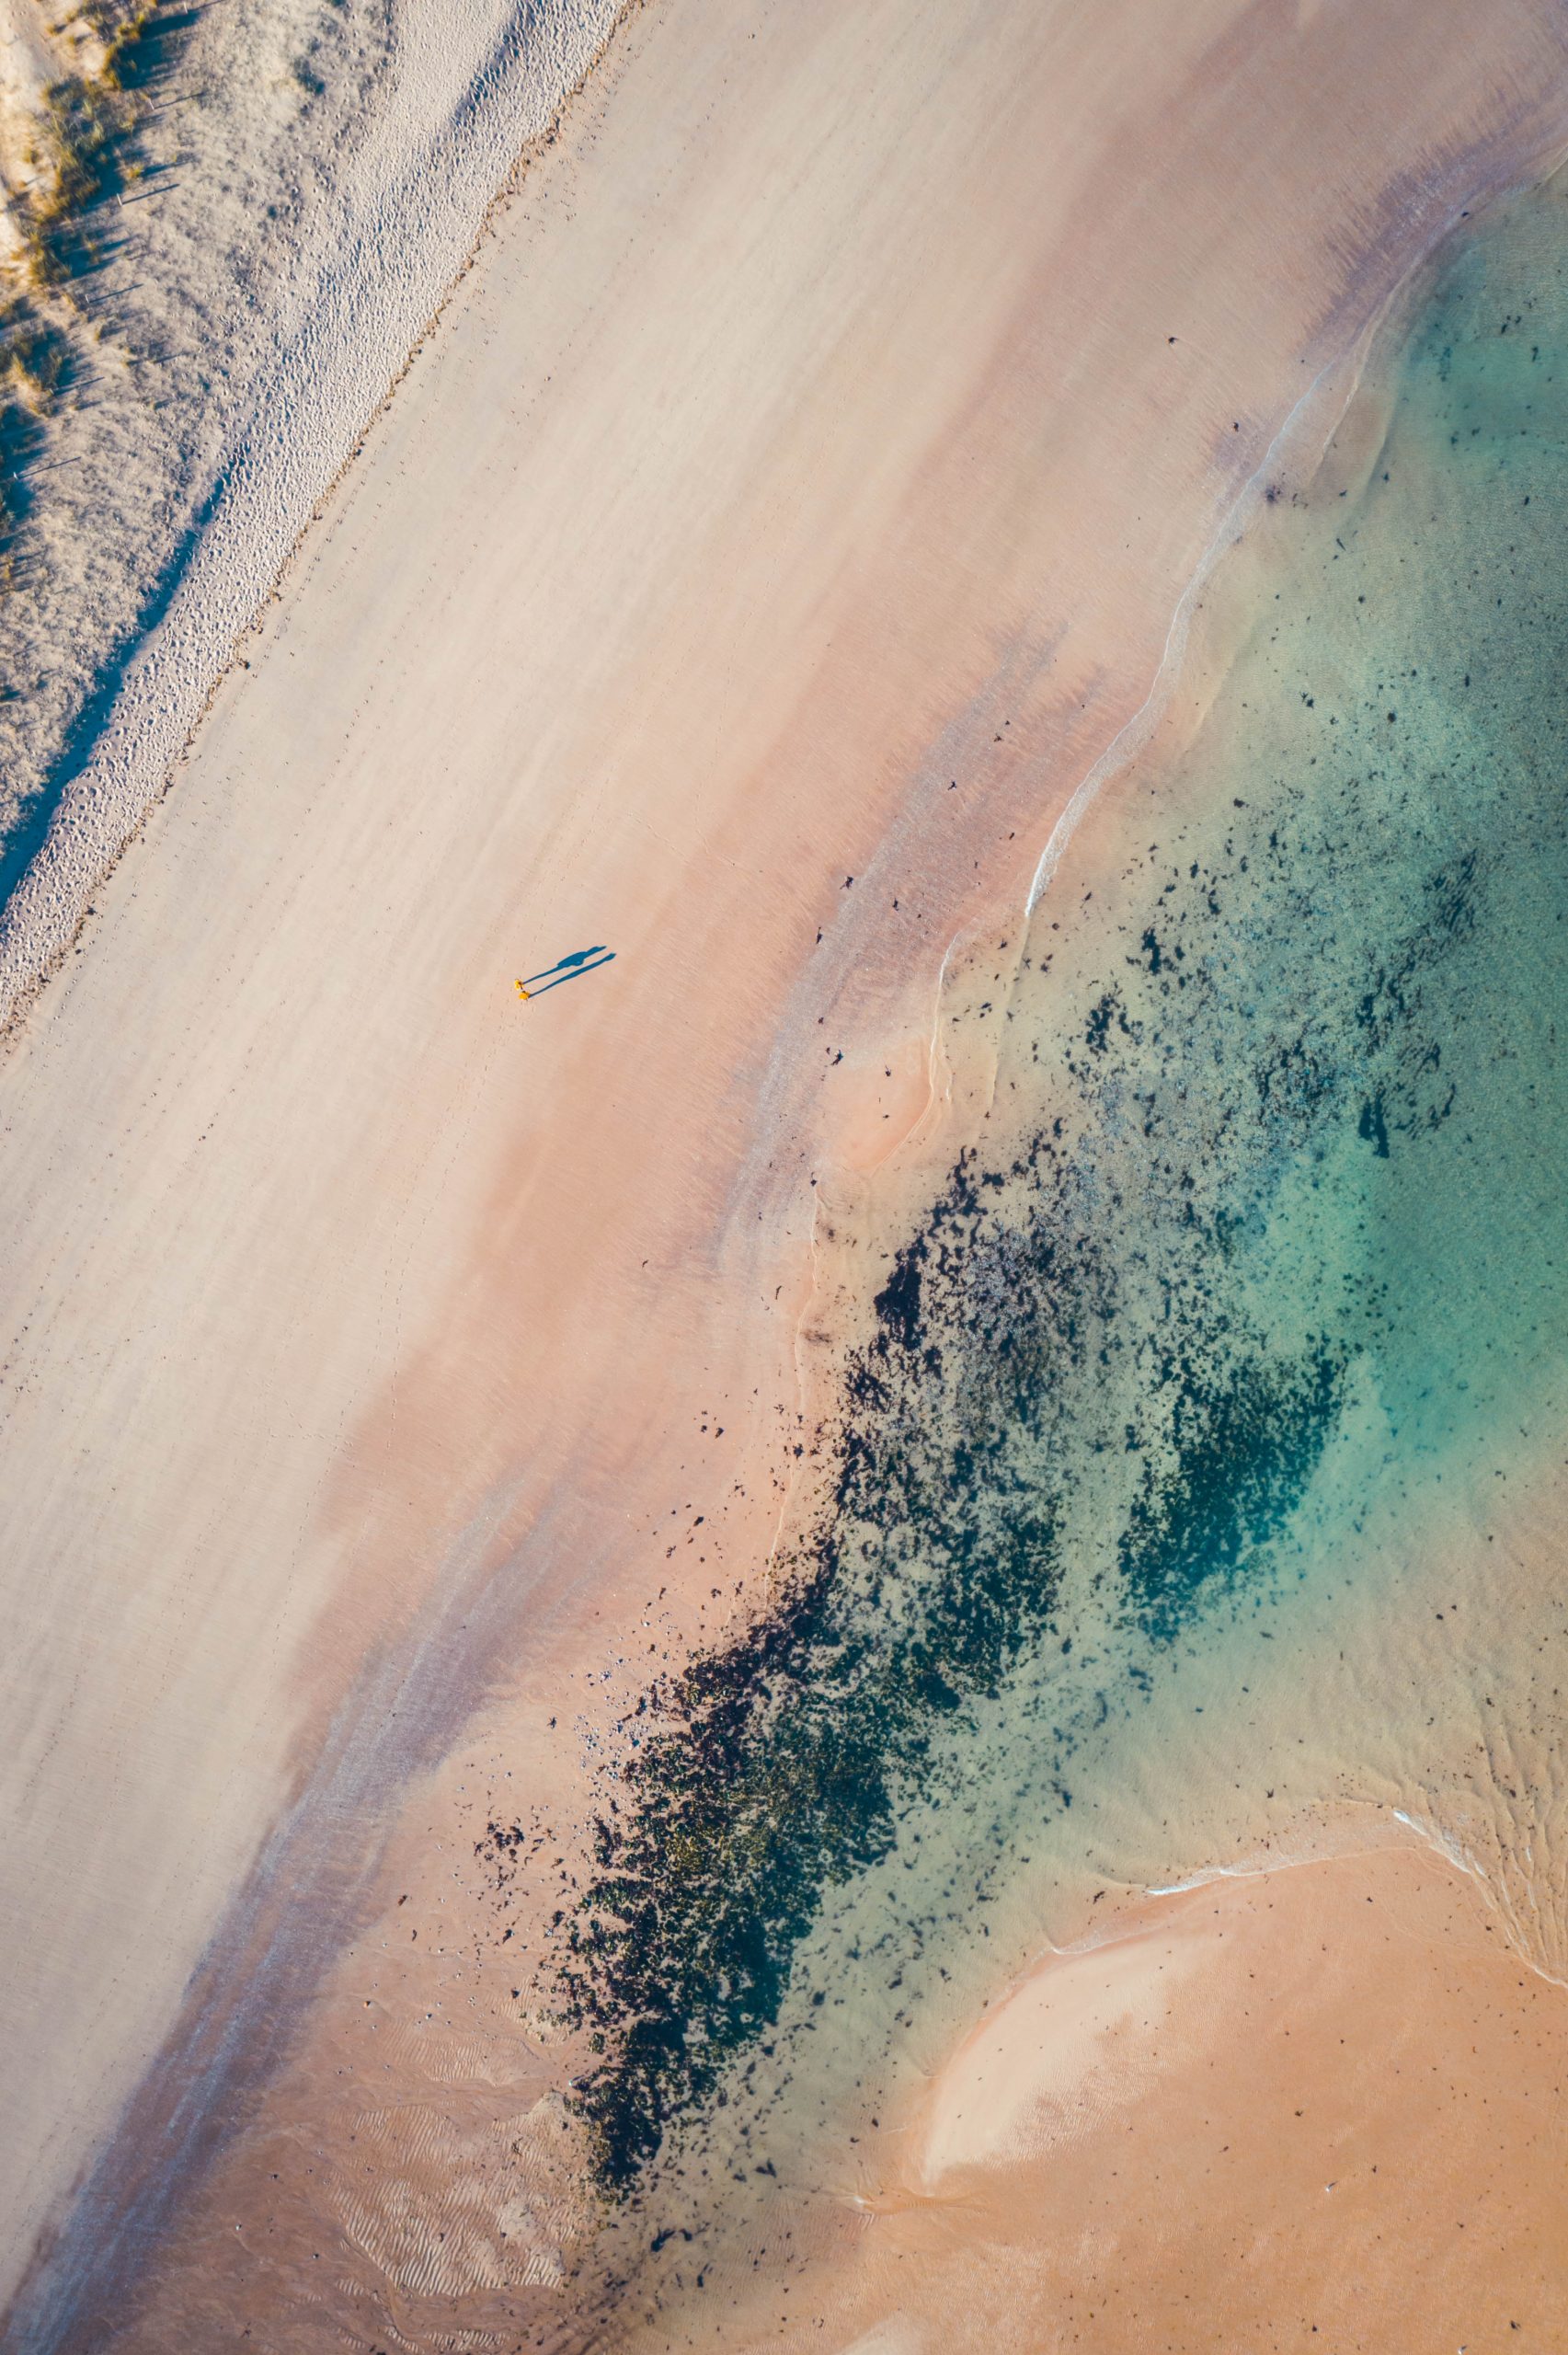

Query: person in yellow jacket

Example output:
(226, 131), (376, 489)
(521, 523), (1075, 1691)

(515, 947), (612, 1001)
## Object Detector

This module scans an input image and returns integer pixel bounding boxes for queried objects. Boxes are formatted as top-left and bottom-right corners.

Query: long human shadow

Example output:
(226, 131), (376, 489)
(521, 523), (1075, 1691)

(518, 949), (615, 998)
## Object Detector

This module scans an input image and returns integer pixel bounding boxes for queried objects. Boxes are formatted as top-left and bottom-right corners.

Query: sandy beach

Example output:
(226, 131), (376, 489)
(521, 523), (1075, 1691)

(5, 0), (1568, 2345)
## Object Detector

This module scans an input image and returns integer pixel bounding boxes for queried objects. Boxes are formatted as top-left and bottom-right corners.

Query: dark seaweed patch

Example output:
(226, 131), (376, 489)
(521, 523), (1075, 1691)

(553, 799), (1506, 2193)
(555, 782), (1505, 2198)
(547, 205), (1568, 2210)
(1118, 1344), (1345, 1639)
(873, 1237), (925, 1350)
(1359, 1092), (1390, 1156)
(557, 1160), (1087, 2188)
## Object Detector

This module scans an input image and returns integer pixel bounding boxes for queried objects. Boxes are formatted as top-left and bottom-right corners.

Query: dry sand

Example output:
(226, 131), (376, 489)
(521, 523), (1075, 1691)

(5, 0), (1568, 2343)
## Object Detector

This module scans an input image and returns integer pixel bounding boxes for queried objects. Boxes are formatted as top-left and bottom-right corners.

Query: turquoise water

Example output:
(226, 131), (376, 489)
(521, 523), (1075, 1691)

(555, 174), (1568, 2328)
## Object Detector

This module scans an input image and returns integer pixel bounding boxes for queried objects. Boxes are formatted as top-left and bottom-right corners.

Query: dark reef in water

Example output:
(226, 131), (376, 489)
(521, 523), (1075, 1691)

(554, 811), (1516, 2194)
(544, 184), (1568, 2206)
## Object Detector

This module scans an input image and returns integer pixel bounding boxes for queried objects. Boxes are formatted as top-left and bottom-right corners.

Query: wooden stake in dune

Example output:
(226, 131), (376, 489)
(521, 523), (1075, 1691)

(515, 947), (615, 1002)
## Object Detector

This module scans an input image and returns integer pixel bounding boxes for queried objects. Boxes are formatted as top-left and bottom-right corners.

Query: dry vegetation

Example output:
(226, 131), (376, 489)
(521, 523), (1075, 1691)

(0, 2), (156, 568)
(0, 294), (66, 558)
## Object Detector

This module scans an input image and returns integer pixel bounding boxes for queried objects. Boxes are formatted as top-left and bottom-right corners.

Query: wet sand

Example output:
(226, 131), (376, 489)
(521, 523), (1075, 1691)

(5, 0), (1568, 2345)
(739, 1838), (1568, 2353)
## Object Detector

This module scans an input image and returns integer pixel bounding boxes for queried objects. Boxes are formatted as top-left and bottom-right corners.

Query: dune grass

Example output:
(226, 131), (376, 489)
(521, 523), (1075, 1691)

(1, 6), (157, 567)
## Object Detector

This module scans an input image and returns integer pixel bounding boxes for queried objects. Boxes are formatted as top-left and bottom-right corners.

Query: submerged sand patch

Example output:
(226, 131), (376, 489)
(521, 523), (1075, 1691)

(835, 1840), (1568, 2355)
(919, 1925), (1207, 2181)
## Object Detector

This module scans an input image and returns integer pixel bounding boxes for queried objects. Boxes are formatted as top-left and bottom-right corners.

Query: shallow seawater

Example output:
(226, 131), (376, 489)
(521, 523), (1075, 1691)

(555, 174), (1568, 2340)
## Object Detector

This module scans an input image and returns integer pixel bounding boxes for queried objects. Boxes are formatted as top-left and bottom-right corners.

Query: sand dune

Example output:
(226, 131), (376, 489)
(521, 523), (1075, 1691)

(4, 0), (1568, 2344)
